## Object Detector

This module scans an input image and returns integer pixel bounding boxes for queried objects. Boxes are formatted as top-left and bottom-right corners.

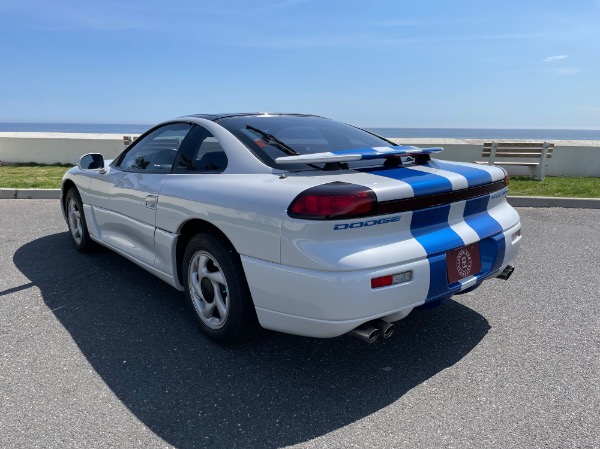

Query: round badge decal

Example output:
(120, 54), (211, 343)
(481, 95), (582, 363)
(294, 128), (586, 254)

(456, 248), (473, 278)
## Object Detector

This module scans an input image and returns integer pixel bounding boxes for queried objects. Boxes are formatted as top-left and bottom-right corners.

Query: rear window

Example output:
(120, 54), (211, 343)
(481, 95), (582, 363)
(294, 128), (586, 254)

(217, 115), (396, 170)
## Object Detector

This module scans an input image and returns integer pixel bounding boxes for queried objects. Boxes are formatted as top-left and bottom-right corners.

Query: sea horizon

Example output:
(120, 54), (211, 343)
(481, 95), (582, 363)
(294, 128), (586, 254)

(1, 122), (600, 140)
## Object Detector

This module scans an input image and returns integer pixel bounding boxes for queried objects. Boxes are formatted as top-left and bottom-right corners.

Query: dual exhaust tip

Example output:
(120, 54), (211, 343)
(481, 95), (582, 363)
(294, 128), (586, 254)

(349, 319), (395, 343)
(498, 265), (515, 281)
(352, 265), (516, 343)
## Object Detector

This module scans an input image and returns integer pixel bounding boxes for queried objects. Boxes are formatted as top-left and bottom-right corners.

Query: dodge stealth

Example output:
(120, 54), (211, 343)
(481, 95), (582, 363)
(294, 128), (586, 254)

(61, 113), (521, 343)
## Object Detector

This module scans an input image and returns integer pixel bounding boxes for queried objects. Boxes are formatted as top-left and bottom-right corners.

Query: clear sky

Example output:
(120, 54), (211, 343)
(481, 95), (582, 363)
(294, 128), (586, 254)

(1, 0), (599, 128)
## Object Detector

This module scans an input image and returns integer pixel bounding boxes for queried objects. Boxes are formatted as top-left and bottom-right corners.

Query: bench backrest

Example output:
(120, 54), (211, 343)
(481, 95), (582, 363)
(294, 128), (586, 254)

(123, 135), (138, 146)
(482, 142), (554, 159)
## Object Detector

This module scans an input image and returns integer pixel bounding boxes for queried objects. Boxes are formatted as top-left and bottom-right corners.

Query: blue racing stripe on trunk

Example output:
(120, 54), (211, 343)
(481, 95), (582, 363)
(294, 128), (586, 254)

(411, 204), (464, 255)
(464, 196), (503, 238)
(431, 161), (494, 187)
(359, 166), (453, 196)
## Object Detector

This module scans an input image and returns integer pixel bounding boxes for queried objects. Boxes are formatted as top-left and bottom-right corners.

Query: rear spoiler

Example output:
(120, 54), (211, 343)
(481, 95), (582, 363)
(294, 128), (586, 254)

(275, 146), (443, 164)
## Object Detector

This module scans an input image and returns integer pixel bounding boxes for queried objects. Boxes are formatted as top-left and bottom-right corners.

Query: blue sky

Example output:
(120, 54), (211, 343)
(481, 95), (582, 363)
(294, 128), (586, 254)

(1, 0), (599, 128)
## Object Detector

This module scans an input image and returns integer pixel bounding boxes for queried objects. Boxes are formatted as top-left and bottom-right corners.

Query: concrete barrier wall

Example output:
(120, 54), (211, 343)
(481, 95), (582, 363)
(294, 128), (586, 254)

(0, 133), (599, 177)
(0, 133), (134, 165)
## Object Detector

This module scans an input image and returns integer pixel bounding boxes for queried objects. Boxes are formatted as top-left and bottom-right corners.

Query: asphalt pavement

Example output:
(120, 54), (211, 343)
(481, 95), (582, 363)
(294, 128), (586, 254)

(0, 201), (598, 448)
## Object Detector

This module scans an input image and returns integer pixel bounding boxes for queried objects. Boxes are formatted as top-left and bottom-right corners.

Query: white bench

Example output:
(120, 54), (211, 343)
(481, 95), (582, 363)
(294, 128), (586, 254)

(123, 136), (138, 146)
(475, 141), (553, 181)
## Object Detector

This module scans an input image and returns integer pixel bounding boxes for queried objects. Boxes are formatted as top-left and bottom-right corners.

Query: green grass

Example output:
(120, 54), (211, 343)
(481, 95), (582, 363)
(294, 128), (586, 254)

(0, 164), (72, 188)
(508, 176), (600, 198)
(1, 165), (599, 198)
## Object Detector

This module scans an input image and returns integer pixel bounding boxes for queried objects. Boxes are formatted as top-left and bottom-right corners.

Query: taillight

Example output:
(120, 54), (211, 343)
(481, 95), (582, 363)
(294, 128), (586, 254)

(288, 182), (377, 220)
(499, 167), (510, 186)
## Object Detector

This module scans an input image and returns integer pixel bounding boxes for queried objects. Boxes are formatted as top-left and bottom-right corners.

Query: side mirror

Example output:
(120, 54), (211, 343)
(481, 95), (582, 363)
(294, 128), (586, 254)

(78, 153), (106, 173)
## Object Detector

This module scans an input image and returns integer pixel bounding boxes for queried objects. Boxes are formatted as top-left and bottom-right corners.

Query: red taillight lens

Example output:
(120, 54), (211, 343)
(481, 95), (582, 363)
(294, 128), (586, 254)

(288, 182), (377, 220)
(371, 275), (393, 289)
(371, 271), (412, 289)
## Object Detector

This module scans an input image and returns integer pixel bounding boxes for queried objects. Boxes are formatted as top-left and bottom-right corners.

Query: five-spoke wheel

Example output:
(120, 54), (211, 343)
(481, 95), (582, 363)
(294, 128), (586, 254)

(67, 196), (84, 245)
(183, 233), (259, 343)
(188, 251), (230, 329)
(65, 188), (95, 252)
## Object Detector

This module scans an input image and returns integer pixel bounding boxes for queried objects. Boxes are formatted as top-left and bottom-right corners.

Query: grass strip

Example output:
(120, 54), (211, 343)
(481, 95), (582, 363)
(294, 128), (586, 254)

(0, 164), (72, 189)
(508, 176), (600, 198)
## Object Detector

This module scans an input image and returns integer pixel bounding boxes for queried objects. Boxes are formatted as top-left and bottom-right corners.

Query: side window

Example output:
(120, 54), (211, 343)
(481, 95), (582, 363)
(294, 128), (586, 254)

(173, 125), (228, 173)
(117, 123), (193, 171)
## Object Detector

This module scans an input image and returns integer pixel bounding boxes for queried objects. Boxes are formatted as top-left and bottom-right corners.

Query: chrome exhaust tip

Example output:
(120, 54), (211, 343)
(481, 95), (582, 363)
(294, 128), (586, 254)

(372, 319), (395, 339)
(498, 265), (515, 281)
(349, 323), (380, 343)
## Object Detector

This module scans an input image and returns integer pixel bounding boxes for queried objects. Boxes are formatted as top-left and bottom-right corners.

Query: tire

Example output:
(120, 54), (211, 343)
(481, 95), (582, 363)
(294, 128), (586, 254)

(183, 233), (260, 344)
(65, 187), (96, 252)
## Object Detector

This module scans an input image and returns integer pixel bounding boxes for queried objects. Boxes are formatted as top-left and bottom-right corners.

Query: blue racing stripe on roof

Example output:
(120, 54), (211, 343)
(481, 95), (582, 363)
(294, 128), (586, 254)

(429, 160), (493, 187)
(359, 166), (453, 196)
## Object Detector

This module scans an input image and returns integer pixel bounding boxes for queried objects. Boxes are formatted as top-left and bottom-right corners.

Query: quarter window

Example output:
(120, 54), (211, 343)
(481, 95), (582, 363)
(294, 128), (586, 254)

(173, 126), (228, 172)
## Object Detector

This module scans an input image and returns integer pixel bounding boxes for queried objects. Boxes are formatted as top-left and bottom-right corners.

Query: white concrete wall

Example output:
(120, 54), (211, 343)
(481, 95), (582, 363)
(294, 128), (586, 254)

(0, 133), (138, 165)
(0, 133), (599, 177)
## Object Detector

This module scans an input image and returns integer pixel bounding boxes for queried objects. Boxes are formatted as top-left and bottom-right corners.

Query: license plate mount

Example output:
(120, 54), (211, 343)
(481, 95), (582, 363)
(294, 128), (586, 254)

(446, 243), (482, 284)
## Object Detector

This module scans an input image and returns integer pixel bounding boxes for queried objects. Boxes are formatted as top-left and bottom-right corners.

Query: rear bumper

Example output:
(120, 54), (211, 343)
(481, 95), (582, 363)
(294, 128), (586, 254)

(242, 222), (521, 338)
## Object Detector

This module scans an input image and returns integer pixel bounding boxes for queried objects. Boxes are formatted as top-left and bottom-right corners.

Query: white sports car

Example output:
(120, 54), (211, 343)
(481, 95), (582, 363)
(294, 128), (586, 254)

(61, 113), (521, 343)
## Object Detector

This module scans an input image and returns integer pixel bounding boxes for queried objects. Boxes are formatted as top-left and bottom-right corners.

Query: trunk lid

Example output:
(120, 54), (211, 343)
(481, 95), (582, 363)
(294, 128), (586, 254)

(301, 158), (505, 202)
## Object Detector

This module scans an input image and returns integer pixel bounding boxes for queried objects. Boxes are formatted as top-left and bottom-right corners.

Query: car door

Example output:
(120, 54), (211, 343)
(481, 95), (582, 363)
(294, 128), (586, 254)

(91, 123), (194, 266)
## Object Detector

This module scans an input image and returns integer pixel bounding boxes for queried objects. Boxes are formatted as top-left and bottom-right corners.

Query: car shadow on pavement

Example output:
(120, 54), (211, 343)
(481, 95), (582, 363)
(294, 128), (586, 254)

(14, 233), (490, 449)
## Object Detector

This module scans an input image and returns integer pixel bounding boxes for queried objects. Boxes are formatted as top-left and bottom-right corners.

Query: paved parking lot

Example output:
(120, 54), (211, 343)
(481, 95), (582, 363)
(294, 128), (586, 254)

(1, 200), (598, 449)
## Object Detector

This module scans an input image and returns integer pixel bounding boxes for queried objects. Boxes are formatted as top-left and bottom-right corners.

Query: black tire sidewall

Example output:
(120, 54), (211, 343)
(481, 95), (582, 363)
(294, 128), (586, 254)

(183, 233), (258, 344)
(65, 188), (94, 252)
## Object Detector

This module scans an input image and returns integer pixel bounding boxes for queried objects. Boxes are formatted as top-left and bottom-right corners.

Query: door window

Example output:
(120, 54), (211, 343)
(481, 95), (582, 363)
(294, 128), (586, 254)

(117, 123), (193, 171)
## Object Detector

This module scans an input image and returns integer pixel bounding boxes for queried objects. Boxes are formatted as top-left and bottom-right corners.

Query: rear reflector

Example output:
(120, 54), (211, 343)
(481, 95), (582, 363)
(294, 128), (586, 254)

(288, 182), (376, 220)
(371, 271), (412, 289)
(371, 275), (393, 289)
(512, 228), (521, 242)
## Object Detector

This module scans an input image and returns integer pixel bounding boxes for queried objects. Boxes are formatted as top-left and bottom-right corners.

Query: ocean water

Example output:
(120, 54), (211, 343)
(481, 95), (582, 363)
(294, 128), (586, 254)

(0, 123), (152, 134)
(368, 128), (600, 140)
(0, 122), (599, 140)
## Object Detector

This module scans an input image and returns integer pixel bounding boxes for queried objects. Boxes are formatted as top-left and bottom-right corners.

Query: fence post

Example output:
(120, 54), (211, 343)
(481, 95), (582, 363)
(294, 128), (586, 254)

(536, 142), (550, 181)
(488, 141), (498, 165)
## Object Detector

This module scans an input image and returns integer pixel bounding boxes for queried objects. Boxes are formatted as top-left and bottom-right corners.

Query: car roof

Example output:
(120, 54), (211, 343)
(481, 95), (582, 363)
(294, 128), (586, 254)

(183, 112), (323, 121)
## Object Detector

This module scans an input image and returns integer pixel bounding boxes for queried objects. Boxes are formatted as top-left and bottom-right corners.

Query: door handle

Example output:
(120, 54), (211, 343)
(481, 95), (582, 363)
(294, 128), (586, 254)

(144, 195), (158, 210)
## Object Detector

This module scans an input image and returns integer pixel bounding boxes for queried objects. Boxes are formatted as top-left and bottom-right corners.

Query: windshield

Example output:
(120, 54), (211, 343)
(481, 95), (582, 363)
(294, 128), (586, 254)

(217, 115), (396, 170)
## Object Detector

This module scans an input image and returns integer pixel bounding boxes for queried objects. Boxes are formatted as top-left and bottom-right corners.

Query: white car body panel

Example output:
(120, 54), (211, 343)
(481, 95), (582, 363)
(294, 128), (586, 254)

(61, 114), (522, 339)
(156, 174), (324, 264)
(91, 169), (166, 265)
